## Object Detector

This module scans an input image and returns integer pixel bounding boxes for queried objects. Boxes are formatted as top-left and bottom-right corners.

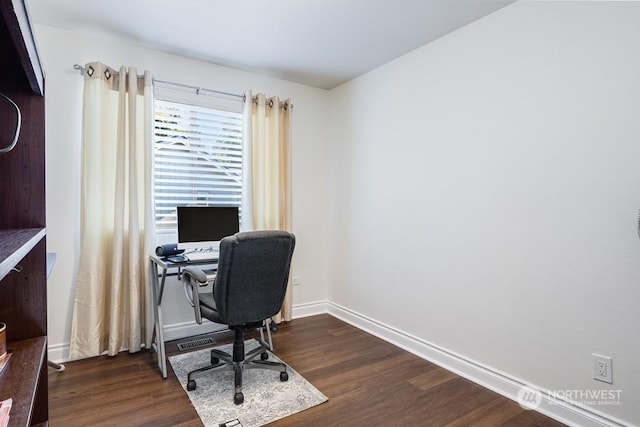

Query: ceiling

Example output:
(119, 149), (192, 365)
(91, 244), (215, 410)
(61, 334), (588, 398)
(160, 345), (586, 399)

(27, 0), (515, 90)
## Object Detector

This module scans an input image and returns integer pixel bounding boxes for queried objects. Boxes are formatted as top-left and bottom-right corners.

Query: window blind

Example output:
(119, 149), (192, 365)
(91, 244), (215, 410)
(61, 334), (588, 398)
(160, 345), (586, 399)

(154, 99), (243, 234)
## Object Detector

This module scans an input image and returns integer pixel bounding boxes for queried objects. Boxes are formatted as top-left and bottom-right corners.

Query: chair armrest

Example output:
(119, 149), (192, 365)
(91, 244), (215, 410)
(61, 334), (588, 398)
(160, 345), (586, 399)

(183, 266), (208, 283)
(182, 266), (208, 324)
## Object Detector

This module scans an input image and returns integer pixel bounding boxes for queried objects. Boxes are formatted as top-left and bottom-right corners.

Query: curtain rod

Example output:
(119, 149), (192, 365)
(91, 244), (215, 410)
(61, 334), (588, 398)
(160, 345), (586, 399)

(73, 64), (245, 100)
(154, 78), (245, 100)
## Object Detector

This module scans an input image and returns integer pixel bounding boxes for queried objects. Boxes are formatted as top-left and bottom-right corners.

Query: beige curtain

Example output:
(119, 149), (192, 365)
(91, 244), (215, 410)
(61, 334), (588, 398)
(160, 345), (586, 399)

(69, 62), (154, 359)
(245, 91), (293, 322)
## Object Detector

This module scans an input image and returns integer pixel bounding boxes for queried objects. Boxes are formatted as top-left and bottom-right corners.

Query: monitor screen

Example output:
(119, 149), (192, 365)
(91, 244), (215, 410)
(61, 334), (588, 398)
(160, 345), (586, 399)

(177, 206), (240, 250)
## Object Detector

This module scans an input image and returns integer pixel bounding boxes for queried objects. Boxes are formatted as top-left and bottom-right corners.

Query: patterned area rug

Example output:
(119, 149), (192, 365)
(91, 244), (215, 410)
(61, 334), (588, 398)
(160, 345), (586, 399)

(169, 339), (328, 427)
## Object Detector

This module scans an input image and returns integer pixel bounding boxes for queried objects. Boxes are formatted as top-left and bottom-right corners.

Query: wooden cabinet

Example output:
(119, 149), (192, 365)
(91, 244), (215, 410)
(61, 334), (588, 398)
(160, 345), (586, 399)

(0, 0), (48, 425)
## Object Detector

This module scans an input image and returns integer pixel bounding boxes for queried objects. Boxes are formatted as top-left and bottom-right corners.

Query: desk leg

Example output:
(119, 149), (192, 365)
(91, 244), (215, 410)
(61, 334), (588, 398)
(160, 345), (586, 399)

(149, 260), (168, 378)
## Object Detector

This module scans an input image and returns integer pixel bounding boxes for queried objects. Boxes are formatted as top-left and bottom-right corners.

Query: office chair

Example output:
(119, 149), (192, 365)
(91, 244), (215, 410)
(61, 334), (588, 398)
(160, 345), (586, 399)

(181, 230), (295, 405)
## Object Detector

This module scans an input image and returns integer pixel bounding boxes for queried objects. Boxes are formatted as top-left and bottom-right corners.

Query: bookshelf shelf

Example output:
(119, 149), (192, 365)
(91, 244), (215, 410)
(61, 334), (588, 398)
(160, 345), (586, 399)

(0, 337), (46, 426)
(0, 228), (46, 282)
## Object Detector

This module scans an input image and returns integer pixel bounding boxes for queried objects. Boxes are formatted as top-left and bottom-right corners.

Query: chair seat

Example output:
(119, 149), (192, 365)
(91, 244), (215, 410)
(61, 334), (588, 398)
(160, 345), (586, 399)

(198, 293), (224, 324)
(199, 293), (217, 311)
(199, 292), (265, 329)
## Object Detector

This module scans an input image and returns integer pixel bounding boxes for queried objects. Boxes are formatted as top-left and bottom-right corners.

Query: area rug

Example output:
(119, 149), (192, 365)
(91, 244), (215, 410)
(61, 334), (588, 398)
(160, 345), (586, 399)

(169, 339), (328, 427)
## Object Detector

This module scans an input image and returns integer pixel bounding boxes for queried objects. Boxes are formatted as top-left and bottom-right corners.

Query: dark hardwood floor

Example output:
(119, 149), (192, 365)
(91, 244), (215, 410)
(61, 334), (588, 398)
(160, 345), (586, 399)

(48, 314), (565, 426)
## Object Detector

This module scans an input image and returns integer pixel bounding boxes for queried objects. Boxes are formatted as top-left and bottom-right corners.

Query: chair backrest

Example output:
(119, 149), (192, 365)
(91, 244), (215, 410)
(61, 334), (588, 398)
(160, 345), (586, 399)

(213, 230), (295, 326)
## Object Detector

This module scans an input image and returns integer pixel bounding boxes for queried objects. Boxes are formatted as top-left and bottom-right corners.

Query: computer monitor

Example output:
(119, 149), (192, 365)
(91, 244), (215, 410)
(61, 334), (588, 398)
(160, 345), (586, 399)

(177, 206), (240, 250)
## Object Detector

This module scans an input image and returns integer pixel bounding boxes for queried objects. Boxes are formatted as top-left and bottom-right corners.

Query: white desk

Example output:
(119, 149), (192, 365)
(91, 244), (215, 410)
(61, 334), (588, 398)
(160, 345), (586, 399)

(148, 254), (218, 378)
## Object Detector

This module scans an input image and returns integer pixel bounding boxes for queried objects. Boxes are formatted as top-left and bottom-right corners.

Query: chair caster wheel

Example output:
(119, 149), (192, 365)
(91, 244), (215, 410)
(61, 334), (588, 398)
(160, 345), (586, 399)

(187, 380), (197, 391)
(261, 352), (269, 360)
(234, 392), (244, 405)
(270, 323), (279, 333)
(280, 371), (289, 382)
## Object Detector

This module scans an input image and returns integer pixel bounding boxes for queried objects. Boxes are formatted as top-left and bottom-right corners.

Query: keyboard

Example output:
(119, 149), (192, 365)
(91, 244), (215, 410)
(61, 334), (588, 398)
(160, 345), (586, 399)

(185, 251), (218, 262)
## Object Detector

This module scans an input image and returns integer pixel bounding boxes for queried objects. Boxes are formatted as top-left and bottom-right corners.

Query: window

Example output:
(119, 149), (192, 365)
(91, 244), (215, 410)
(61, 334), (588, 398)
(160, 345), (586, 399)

(153, 95), (243, 237)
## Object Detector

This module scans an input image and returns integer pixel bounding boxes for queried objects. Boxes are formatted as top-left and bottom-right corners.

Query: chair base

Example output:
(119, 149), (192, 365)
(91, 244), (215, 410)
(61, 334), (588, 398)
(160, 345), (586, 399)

(186, 327), (288, 404)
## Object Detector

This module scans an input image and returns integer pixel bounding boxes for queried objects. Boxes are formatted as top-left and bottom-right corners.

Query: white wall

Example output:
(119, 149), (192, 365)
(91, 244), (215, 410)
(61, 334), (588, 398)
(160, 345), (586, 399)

(37, 25), (330, 359)
(328, 2), (640, 425)
(37, 2), (640, 424)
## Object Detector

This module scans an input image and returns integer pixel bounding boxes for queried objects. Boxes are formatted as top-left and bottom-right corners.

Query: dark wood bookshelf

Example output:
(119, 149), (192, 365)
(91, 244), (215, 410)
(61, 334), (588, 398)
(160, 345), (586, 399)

(0, 0), (48, 425)
(0, 337), (46, 426)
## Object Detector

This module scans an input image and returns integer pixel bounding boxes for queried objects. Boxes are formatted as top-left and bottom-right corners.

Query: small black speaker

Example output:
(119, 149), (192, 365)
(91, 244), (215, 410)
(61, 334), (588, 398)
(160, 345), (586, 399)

(155, 243), (184, 257)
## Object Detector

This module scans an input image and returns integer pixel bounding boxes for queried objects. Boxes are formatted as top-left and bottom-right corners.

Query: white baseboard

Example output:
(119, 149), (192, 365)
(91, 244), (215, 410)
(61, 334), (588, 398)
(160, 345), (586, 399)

(291, 300), (330, 319)
(47, 320), (226, 364)
(46, 300), (632, 427)
(326, 302), (631, 427)
(48, 342), (70, 364)
(48, 301), (327, 363)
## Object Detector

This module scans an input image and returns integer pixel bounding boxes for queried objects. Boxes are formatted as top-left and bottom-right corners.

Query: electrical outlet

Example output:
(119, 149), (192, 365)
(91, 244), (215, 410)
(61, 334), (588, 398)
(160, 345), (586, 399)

(293, 276), (300, 286)
(593, 354), (613, 384)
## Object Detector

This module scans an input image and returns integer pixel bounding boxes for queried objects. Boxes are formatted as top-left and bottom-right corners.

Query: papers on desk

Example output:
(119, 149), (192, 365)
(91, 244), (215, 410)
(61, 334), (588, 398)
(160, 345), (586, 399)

(185, 251), (218, 262)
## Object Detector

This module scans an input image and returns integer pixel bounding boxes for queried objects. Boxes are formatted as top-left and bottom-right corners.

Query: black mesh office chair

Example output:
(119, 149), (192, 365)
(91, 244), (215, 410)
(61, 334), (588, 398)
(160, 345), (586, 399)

(181, 230), (295, 405)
